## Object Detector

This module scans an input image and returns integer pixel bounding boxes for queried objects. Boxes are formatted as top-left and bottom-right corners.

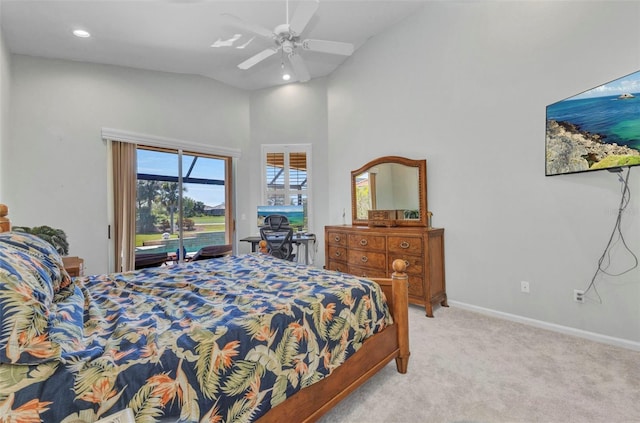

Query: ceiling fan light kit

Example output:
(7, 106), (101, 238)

(281, 60), (291, 81)
(72, 29), (91, 38)
(223, 0), (354, 83)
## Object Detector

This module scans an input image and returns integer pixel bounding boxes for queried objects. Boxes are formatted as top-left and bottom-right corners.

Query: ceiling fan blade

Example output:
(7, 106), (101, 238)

(288, 0), (319, 37)
(236, 36), (255, 49)
(238, 48), (278, 70)
(221, 13), (274, 40)
(301, 39), (354, 56)
(288, 52), (310, 82)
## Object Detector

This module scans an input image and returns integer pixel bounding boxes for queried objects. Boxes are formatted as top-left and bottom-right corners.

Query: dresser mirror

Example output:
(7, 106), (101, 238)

(351, 156), (427, 227)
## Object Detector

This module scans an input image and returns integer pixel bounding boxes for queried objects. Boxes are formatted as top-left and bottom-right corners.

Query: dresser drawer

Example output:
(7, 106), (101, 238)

(348, 265), (387, 280)
(327, 231), (348, 247)
(348, 234), (386, 251)
(389, 253), (424, 275)
(388, 236), (423, 255)
(327, 260), (348, 273)
(328, 245), (348, 262)
(347, 249), (386, 270)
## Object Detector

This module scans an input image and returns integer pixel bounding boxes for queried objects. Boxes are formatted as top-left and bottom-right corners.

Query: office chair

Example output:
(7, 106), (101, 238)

(262, 214), (290, 230)
(259, 225), (296, 261)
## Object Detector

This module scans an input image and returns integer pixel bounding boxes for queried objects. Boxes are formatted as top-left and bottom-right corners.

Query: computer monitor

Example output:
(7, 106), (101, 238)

(257, 205), (304, 229)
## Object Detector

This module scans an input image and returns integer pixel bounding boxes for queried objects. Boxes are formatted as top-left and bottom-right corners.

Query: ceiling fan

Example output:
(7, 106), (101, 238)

(223, 0), (354, 82)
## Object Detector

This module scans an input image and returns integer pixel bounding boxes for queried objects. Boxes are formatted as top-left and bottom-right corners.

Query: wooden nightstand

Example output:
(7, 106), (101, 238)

(62, 256), (84, 277)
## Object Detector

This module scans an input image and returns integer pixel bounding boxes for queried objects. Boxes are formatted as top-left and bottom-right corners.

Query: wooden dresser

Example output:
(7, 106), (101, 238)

(325, 225), (446, 317)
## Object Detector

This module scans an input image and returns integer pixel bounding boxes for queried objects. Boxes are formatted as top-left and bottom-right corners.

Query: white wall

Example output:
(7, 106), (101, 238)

(241, 78), (329, 265)
(6, 55), (249, 274)
(328, 1), (640, 343)
(0, 20), (10, 201)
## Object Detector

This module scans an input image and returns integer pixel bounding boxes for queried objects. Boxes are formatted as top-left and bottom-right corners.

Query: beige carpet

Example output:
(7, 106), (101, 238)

(319, 305), (640, 423)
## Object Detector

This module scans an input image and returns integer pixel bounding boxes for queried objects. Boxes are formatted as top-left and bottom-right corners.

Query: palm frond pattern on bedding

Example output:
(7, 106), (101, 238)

(0, 245), (391, 423)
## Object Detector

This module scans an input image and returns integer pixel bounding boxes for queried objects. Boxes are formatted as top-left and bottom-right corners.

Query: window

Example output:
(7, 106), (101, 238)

(136, 146), (232, 258)
(261, 144), (312, 231)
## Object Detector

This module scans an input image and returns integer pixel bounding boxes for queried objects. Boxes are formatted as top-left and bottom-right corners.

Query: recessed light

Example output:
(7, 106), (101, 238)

(73, 29), (91, 38)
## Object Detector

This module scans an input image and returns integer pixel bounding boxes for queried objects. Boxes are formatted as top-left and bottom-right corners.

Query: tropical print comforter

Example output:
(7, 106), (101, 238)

(0, 231), (392, 423)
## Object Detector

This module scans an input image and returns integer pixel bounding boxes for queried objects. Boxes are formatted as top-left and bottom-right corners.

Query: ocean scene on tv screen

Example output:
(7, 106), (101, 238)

(257, 205), (305, 228)
(546, 69), (640, 176)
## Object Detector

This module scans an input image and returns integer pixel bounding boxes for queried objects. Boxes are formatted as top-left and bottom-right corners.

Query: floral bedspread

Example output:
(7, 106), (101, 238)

(0, 248), (391, 423)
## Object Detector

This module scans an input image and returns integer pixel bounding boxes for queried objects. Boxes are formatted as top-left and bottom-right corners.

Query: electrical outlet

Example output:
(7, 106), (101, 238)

(574, 289), (585, 303)
(520, 281), (530, 294)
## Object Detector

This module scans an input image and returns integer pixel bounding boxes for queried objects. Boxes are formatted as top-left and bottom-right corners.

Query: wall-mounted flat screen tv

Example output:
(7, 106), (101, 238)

(546, 70), (640, 176)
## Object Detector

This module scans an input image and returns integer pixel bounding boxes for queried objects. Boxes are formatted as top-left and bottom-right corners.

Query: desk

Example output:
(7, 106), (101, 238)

(240, 234), (316, 265)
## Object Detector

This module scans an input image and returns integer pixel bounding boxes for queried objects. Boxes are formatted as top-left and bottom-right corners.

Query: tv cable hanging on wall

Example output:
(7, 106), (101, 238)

(582, 167), (638, 303)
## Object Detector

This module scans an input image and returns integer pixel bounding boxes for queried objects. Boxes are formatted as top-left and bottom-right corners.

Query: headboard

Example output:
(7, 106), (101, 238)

(0, 204), (10, 233)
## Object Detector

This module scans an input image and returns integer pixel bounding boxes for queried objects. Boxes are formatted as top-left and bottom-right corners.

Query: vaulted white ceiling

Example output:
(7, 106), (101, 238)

(0, 0), (425, 91)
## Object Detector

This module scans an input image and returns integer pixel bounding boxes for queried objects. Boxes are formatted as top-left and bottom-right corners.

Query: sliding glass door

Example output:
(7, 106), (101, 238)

(135, 146), (232, 260)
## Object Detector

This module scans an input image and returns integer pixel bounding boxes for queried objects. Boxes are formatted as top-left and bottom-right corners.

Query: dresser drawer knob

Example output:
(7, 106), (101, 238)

(334, 251), (341, 257)
(360, 256), (368, 263)
(404, 260), (410, 268)
(334, 235), (341, 242)
(400, 241), (410, 249)
(360, 239), (368, 246)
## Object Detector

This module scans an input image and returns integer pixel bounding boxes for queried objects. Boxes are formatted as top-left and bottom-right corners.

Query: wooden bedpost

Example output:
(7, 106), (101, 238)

(258, 239), (268, 254)
(390, 259), (410, 373)
(0, 204), (10, 233)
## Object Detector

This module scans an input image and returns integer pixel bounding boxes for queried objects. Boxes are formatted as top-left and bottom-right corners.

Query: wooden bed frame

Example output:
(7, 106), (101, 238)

(0, 203), (9, 233)
(255, 240), (410, 421)
(0, 205), (410, 423)
(260, 268), (409, 421)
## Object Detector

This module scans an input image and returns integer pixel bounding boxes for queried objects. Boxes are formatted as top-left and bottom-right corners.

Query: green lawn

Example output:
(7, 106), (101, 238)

(190, 216), (225, 224)
(136, 233), (176, 247)
(135, 215), (226, 247)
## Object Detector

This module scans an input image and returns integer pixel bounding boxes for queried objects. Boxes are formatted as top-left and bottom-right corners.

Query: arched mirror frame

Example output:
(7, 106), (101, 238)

(351, 156), (428, 227)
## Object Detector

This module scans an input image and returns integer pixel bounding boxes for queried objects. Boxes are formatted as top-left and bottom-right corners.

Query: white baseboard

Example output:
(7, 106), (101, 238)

(448, 300), (640, 352)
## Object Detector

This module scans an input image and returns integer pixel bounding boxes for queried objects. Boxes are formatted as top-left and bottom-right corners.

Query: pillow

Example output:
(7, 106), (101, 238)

(0, 247), (61, 364)
(0, 231), (71, 294)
